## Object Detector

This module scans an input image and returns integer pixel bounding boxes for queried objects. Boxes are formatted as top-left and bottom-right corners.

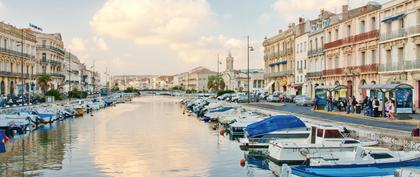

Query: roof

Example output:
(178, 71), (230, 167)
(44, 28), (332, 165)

(359, 84), (413, 91)
(315, 85), (347, 91)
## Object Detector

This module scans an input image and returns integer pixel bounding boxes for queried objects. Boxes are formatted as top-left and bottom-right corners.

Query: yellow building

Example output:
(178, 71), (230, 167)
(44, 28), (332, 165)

(263, 24), (295, 94)
(31, 31), (65, 91)
(0, 22), (37, 96)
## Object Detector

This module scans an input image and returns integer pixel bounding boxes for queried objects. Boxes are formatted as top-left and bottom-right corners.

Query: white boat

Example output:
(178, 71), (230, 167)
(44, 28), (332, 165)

(292, 147), (420, 177)
(239, 115), (310, 150)
(268, 125), (378, 164)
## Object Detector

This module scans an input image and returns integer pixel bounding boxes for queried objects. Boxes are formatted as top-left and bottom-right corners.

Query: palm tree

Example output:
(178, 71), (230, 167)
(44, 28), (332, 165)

(37, 74), (52, 95)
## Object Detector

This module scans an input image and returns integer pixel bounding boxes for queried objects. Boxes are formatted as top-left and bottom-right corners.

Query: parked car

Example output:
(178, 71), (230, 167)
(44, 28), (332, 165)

(267, 94), (280, 102)
(285, 95), (296, 103)
(295, 96), (314, 106)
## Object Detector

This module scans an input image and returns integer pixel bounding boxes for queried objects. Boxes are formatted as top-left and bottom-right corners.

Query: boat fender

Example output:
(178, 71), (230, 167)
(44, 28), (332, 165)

(219, 128), (225, 135)
(240, 159), (246, 167)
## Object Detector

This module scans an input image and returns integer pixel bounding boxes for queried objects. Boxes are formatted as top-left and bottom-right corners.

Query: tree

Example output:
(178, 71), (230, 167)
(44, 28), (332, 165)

(37, 74), (52, 95)
(207, 75), (225, 92)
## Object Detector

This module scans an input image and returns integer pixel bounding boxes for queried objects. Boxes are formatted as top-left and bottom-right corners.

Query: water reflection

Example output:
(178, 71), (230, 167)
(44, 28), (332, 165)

(0, 96), (281, 177)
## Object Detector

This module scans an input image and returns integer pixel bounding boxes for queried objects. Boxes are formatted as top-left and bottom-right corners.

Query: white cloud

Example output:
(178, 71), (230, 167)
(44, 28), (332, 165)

(68, 38), (86, 53)
(272, 0), (368, 24)
(92, 36), (108, 51)
(90, 0), (246, 67)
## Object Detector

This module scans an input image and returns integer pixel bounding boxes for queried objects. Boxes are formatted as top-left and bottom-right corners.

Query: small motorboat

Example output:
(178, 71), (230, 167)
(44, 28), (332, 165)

(293, 146), (420, 177)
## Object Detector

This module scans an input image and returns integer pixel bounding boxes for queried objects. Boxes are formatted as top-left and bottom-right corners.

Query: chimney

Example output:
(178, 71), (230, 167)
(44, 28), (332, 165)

(299, 17), (305, 23)
(342, 5), (349, 19)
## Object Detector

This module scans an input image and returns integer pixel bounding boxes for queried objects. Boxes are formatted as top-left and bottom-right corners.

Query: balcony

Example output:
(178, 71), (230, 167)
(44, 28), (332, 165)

(0, 47), (35, 60)
(49, 73), (65, 78)
(40, 58), (62, 66)
(308, 48), (324, 57)
(0, 71), (31, 78)
(380, 60), (420, 72)
(37, 45), (65, 55)
(297, 69), (303, 74)
(264, 70), (290, 78)
(306, 71), (322, 78)
(325, 30), (379, 49)
(380, 29), (406, 41)
(323, 64), (378, 76)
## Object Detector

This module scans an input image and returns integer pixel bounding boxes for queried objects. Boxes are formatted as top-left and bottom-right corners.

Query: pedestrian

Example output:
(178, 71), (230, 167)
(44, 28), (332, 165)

(351, 96), (357, 113)
(378, 99), (383, 117)
(313, 97), (319, 110)
(373, 97), (379, 117)
(346, 96), (352, 114)
(385, 99), (391, 118)
(367, 96), (373, 116)
(327, 95), (333, 112)
(389, 100), (396, 120)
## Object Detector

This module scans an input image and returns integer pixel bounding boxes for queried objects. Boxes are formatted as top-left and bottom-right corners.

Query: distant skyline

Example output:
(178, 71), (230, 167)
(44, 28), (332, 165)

(0, 0), (387, 77)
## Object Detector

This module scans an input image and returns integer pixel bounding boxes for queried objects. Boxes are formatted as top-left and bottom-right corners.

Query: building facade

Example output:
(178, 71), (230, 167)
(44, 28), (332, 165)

(379, 0), (420, 108)
(0, 23), (37, 97)
(306, 10), (337, 98)
(63, 52), (84, 92)
(263, 24), (295, 94)
(185, 66), (216, 92)
(323, 3), (381, 100)
(294, 18), (310, 96)
(32, 31), (66, 91)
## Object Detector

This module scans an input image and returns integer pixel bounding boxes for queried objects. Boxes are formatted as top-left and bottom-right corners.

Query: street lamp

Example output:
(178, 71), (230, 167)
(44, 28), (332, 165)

(247, 35), (254, 103)
(17, 29), (25, 105)
(216, 54), (222, 92)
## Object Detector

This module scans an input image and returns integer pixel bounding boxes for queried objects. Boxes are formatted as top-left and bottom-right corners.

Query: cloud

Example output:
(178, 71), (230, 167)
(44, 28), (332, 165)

(90, 0), (214, 45)
(68, 38), (86, 53)
(90, 0), (246, 69)
(68, 36), (108, 53)
(272, 0), (369, 24)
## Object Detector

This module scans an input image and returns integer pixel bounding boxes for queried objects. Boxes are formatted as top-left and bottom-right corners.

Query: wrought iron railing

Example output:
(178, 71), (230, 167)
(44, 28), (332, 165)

(380, 60), (420, 72)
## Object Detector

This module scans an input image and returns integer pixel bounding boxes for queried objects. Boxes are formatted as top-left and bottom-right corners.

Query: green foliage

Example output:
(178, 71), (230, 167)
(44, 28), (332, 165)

(172, 86), (184, 90)
(37, 74), (52, 94)
(45, 89), (62, 100)
(68, 89), (87, 99)
(207, 75), (225, 92)
(186, 89), (197, 94)
(123, 86), (138, 93)
(217, 90), (235, 96)
(111, 86), (120, 92)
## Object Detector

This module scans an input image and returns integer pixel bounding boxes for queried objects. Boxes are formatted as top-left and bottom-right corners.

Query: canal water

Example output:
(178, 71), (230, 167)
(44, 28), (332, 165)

(0, 96), (279, 177)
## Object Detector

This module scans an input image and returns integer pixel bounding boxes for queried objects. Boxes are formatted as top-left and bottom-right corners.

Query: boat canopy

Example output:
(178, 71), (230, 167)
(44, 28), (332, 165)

(209, 106), (233, 113)
(245, 115), (306, 137)
(359, 84), (413, 92)
(315, 85), (347, 92)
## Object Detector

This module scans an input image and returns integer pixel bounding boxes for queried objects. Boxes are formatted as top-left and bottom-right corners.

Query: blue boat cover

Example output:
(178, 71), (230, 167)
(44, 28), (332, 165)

(245, 115), (305, 137)
(0, 130), (5, 153)
(209, 107), (233, 113)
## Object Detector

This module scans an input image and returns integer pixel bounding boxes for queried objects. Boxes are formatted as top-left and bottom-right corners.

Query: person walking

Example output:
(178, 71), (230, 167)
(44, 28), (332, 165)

(351, 96), (357, 114)
(373, 97), (379, 117)
(313, 97), (319, 110)
(389, 100), (396, 120)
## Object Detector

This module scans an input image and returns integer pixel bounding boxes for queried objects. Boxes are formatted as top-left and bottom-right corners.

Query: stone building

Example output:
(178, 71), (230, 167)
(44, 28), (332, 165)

(323, 2), (381, 100)
(379, 0), (420, 109)
(0, 22), (37, 97)
(263, 24), (295, 94)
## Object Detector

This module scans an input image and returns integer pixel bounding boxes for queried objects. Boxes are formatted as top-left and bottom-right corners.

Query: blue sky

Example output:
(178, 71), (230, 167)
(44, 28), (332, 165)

(0, 0), (387, 77)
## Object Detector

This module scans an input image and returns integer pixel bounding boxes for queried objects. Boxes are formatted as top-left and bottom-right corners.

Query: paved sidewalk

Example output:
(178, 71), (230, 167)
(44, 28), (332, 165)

(314, 110), (420, 125)
(249, 102), (417, 132)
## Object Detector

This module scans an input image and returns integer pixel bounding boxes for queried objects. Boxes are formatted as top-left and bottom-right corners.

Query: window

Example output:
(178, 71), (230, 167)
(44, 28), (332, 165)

(328, 32), (332, 42)
(347, 25), (351, 37)
(371, 17), (376, 30)
(398, 47), (404, 63)
(315, 38), (318, 50)
(335, 29), (339, 40)
(400, 18), (405, 29)
(370, 153), (393, 159)
(310, 40), (313, 51)
(317, 129), (324, 137)
(371, 50), (376, 64)
(386, 50), (392, 65)
(304, 60), (306, 69)
(360, 20), (365, 33)
(361, 52), (366, 65)
(334, 56), (339, 68)
(324, 130), (344, 138)
(304, 42), (307, 51)
(417, 45), (420, 60)
(320, 37), (324, 49)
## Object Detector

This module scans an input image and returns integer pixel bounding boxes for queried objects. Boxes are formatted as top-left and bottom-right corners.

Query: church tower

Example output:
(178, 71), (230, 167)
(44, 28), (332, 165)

(226, 51), (234, 71)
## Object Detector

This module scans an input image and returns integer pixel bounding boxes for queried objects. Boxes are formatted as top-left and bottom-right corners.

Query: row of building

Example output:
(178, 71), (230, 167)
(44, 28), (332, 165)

(112, 52), (266, 92)
(0, 22), (100, 97)
(263, 0), (420, 105)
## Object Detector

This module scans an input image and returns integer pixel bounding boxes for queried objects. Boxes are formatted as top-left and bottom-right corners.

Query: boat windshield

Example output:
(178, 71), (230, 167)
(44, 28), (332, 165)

(370, 153), (393, 159)
(324, 130), (344, 139)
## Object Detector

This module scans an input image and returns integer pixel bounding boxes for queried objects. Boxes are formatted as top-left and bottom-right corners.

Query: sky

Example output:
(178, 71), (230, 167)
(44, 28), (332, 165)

(0, 0), (388, 79)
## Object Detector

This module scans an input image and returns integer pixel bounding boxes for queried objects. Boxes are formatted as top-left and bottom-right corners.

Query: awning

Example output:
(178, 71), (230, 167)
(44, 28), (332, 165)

(382, 14), (405, 23)
(268, 61), (287, 67)
(315, 85), (347, 91)
(264, 81), (275, 90)
(359, 84), (413, 91)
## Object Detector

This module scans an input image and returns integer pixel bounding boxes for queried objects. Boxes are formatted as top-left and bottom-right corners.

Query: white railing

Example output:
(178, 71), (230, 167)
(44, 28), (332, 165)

(380, 60), (420, 72)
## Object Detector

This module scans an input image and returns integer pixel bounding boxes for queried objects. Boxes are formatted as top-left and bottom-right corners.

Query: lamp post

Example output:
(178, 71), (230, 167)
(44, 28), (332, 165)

(247, 36), (254, 103)
(216, 54), (222, 92)
(17, 29), (25, 105)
